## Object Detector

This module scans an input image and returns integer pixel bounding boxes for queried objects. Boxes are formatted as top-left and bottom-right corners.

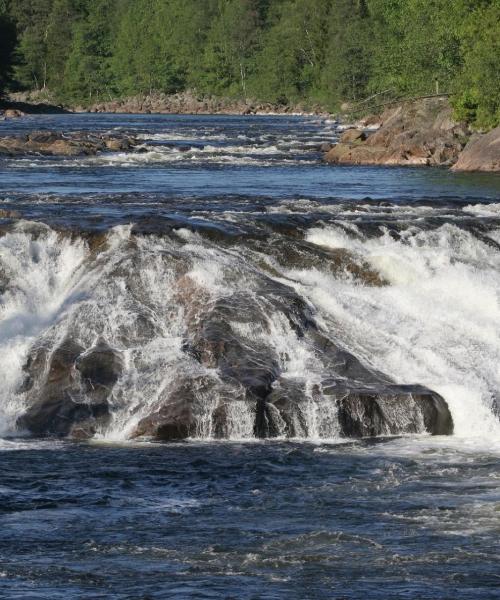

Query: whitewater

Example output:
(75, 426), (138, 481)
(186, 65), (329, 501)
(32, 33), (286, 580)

(0, 113), (499, 599)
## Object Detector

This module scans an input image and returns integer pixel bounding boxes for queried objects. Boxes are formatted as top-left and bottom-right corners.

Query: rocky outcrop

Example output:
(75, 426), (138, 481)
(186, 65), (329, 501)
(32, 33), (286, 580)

(12, 226), (454, 442)
(261, 378), (452, 439)
(325, 98), (469, 167)
(334, 385), (453, 437)
(15, 292), (453, 441)
(0, 131), (137, 157)
(83, 90), (324, 116)
(451, 126), (500, 172)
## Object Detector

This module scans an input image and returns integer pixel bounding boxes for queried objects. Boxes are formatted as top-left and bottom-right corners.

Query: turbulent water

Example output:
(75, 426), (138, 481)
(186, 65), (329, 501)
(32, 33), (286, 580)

(0, 114), (499, 599)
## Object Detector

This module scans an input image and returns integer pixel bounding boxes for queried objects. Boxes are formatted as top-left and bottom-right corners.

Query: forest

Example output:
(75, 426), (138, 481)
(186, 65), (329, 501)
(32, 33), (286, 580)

(0, 0), (499, 128)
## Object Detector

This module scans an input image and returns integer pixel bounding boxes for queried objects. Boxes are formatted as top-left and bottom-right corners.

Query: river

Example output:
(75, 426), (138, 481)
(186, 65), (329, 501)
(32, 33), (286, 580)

(0, 114), (499, 599)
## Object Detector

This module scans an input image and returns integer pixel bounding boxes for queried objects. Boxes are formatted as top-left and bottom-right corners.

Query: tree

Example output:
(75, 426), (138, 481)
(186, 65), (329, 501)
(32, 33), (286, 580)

(452, 1), (500, 128)
(10, 0), (53, 89)
(0, 0), (17, 95)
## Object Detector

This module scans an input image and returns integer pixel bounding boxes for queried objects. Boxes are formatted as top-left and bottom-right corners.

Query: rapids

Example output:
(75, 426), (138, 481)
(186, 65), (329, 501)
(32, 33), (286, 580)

(0, 114), (499, 599)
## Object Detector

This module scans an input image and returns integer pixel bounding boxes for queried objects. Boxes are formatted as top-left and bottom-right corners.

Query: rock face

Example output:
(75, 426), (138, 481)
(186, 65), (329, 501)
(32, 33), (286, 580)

(335, 385), (453, 437)
(15, 295), (453, 441)
(451, 126), (500, 172)
(0, 131), (137, 157)
(325, 98), (469, 167)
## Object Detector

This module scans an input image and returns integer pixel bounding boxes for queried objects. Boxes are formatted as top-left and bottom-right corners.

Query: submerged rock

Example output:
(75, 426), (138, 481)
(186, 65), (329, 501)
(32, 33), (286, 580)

(0, 131), (138, 157)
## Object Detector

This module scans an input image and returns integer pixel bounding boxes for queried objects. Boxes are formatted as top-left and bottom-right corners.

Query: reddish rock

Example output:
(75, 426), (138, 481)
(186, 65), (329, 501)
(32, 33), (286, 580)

(325, 98), (469, 168)
(451, 126), (500, 172)
(339, 128), (366, 144)
(3, 108), (24, 118)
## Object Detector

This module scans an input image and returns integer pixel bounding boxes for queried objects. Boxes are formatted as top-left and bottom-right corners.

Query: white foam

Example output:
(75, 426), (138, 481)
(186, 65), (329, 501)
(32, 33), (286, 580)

(463, 202), (500, 217)
(299, 222), (500, 439)
(0, 223), (88, 434)
(2, 217), (499, 445)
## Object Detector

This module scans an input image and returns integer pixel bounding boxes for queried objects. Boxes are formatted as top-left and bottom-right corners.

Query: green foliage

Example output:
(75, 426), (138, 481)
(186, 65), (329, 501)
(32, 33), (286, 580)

(452, 1), (500, 129)
(0, 0), (17, 94)
(4, 0), (500, 127)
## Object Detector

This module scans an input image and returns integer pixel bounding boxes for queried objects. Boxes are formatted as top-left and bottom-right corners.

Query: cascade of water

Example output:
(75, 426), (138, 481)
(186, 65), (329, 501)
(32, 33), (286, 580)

(297, 221), (500, 438)
(1, 211), (499, 442)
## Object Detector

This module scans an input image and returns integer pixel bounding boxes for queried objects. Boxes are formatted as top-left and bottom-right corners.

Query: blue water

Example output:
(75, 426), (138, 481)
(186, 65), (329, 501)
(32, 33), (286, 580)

(1, 114), (499, 599)
(1, 113), (499, 199)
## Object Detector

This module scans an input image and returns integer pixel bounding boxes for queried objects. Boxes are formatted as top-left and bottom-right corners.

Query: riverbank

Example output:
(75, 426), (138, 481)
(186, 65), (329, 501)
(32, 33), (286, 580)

(3, 90), (327, 117)
(324, 97), (500, 172)
(2, 93), (499, 172)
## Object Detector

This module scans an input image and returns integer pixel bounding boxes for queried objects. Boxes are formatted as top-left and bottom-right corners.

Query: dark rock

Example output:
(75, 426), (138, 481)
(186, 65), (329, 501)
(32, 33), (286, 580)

(265, 379), (453, 438)
(27, 132), (60, 144)
(16, 338), (120, 438)
(186, 295), (281, 398)
(76, 341), (122, 386)
(335, 385), (453, 437)
(132, 376), (216, 440)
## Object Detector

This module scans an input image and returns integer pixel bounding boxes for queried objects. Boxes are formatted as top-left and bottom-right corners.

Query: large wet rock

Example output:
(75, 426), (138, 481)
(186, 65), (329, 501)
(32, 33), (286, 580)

(10, 227), (454, 442)
(264, 379), (453, 438)
(250, 238), (386, 286)
(325, 98), (468, 167)
(451, 126), (500, 172)
(0, 131), (138, 157)
(335, 385), (453, 437)
(183, 293), (282, 399)
(131, 376), (250, 440)
(17, 338), (121, 438)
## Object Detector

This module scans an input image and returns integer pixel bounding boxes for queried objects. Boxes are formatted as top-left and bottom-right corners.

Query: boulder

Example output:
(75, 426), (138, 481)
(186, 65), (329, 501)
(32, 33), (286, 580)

(335, 385), (453, 437)
(339, 128), (366, 144)
(325, 98), (468, 167)
(452, 126), (500, 172)
(3, 109), (24, 118)
(265, 380), (453, 438)
(131, 376), (247, 440)
(0, 131), (137, 157)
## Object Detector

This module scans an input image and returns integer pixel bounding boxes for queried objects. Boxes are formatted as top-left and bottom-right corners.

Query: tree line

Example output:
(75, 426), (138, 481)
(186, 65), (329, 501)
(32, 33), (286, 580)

(0, 0), (498, 128)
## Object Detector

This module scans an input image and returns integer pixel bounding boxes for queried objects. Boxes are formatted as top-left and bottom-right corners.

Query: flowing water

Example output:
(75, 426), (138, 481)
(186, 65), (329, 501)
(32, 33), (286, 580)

(0, 114), (499, 599)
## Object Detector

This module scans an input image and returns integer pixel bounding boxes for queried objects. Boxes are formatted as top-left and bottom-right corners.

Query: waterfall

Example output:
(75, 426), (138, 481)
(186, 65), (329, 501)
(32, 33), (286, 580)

(1, 203), (499, 441)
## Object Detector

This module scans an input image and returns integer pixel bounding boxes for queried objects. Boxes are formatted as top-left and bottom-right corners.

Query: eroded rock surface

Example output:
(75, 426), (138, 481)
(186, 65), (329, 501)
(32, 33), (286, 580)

(11, 222), (454, 441)
(17, 338), (122, 438)
(0, 131), (137, 157)
(452, 126), (500, 172)
(325, 98), (469, 167)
